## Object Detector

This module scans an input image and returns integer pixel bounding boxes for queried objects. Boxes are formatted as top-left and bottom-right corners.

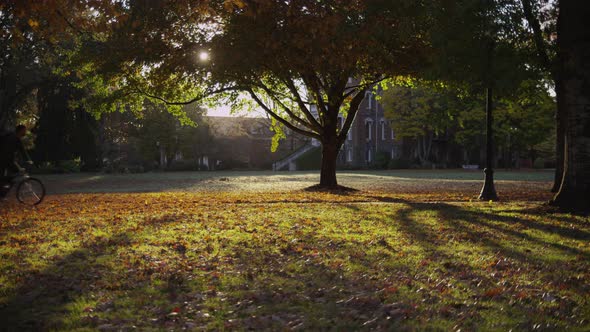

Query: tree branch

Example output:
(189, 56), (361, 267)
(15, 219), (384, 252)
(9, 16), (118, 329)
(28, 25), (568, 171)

(135, 85), (240, 105)
(247, 89), (321, 140)
(338, 87), (368, 143)
(55, 9), (94, 39)
(301, 73), (327, 126)
(344, 75), (388, 95)
(520, 0), (553, 72)
(256, 81), (316, 131)
(282, 76), (323, 131)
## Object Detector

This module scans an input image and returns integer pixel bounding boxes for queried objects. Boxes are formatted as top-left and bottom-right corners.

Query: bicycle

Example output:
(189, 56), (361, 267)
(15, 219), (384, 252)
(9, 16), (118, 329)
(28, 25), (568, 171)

(0, 171), (46, 206)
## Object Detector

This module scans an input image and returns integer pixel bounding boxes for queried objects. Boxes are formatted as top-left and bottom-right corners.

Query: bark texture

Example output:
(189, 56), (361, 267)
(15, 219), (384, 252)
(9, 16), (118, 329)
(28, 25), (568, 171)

(520, 0), (564, 192)
(551, 0), (590, 211)
(319, 140), (339, 188)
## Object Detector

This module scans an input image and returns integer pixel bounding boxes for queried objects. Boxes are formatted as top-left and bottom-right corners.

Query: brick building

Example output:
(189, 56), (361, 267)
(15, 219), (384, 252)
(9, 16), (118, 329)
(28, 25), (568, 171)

(338, 89), (401, 168)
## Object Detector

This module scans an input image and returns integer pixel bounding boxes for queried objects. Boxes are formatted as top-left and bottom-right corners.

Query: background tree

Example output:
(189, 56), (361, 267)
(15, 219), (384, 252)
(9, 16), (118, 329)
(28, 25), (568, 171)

(33, 75), (101, 170)
(519, 0), (562, 192)
(494, 79), (555, 167)
(381, 79), (554, 168)
(427, 0), (542, 199)
(133, 102), (210, 170)
(0, 1), (46, 131)
(380, 81), (459, 166)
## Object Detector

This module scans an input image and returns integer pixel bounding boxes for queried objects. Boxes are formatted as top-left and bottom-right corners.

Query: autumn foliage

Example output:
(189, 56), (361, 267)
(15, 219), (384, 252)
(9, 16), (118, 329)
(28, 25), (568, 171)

(1, 176), (588, 330)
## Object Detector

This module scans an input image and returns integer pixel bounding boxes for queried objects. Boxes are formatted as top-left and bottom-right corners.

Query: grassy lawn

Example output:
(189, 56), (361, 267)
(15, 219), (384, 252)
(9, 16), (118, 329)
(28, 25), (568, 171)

(38, 169), (553, 195)
(1, 171), (588, 331)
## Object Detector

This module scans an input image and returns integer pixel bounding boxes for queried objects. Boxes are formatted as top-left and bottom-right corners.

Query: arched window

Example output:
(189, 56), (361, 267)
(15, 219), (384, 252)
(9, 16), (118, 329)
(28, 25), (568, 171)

(365, 91), (372, 109)
(380, 120), (386, 140)
(390, 120), (395, 140)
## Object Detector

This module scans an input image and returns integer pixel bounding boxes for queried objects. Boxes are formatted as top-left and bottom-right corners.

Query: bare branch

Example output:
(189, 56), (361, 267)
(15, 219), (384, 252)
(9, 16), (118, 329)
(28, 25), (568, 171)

(282, 77), (323, 131)
(247, 89), (321, 140)
(343, 76), (388, 95)
(338, 87), (368, 143)
(301, 73), (327, 126)
(55, 9), (93, 39)
(520, 0), (553, 72)
(256, 81), (317, 131)
(135, 85), (240, 105)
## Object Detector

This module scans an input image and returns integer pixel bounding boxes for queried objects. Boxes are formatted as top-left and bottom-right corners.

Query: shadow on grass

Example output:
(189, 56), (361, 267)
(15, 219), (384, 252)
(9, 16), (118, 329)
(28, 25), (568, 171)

(0, 233), (134, 330)
(1, 202), (588, 331)
(1, 214), (393, 330)
(302, 184), (359, 194)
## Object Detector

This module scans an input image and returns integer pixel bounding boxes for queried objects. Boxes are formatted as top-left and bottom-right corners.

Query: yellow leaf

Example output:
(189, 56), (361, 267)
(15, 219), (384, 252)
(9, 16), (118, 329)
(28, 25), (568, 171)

(28, 19), (39, 28)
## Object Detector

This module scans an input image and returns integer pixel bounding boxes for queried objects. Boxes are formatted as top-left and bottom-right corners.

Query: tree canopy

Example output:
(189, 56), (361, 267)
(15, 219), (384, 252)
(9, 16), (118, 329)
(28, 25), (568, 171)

(33, 0), (432, 187)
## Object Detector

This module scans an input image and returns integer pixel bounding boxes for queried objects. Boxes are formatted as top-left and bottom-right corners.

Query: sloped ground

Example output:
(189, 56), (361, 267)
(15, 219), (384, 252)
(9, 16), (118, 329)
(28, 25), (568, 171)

(1, 170), (588, 331)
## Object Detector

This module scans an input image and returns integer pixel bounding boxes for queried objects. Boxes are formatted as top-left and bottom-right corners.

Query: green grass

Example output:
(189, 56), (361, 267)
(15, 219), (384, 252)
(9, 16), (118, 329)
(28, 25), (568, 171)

(37, 169), (553, 194)
(0, 190), (588, 331)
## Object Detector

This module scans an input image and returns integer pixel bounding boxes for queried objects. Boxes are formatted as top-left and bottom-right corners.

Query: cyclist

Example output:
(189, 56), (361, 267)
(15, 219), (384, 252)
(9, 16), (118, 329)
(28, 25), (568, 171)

(0, 125), (32, 197)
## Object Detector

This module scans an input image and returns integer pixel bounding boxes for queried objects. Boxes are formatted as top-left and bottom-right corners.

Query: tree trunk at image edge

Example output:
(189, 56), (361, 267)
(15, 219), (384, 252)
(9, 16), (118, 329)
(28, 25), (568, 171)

(551, 79), (566, 192)
(551, 0), (590, 211)
(320, 141), (339, 188)
(521, 0), (565, 194)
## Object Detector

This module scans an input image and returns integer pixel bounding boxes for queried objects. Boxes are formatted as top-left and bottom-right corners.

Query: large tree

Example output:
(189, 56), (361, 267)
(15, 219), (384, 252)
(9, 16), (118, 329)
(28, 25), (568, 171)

(549, 0), (590, 211)
(31, 0), (430, 188)
(519, 0), (563, 192)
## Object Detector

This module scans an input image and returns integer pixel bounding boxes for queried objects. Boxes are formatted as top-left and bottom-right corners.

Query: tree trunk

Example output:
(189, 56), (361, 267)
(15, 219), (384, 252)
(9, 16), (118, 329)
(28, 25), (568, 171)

(319, 140), (339, 188)
(551, 78), (566, 192)
(520, 0), (564, 193)
(551, 0), (590, 211)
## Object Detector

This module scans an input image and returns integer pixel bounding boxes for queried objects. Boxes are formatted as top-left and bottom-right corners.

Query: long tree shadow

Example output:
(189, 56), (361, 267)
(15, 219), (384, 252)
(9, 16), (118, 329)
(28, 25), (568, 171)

(385, 199), (590, 264)
(0, 233), (134, 330)
(1, 200), (588, 331)
(0, 215), (207, 331)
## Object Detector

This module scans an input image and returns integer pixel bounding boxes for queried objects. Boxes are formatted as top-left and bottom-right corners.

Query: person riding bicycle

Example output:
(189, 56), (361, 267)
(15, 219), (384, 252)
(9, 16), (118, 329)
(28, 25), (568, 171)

(1, 125), (32, 197)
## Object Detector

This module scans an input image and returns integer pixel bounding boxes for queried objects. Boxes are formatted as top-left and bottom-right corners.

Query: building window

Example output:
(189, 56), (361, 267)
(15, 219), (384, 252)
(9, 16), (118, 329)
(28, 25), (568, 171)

(391, 147), (395, 159)
(365, 120), (372, 141)
(390, 121), (395, 140)
(380, 120), (386, 140)
(365, 91), (372, 109)
(347, 127), (352, 141)
(347, 149), (353, 162)
(366, 149), (372, 163)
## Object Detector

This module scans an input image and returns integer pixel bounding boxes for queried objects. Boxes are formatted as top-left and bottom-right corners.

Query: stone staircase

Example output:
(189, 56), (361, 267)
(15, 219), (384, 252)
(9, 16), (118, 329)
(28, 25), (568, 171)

(272, 143), (317, 171)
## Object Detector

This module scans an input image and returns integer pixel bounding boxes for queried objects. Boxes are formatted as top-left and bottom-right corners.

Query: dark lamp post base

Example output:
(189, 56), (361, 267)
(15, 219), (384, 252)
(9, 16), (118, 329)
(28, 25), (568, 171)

(479, 168), (499, 201)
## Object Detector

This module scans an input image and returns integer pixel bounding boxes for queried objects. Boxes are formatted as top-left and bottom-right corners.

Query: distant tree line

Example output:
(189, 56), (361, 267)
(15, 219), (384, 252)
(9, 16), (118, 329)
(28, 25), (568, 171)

(378, 79), (555, 169)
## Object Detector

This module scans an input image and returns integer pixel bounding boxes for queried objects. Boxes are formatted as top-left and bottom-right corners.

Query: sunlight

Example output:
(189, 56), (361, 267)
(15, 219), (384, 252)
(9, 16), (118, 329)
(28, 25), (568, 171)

(198, 51), (210, 62)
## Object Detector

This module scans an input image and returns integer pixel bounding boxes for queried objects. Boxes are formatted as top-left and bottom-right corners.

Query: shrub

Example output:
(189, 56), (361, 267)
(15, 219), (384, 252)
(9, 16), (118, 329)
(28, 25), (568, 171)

(388, 158), (411, 169)
(533, 158), (545, 169)
(34, 160), (81, 174)
(374, 151), (391, 169)
(167, 159), (199, 172)
(295, 147), (321, 170)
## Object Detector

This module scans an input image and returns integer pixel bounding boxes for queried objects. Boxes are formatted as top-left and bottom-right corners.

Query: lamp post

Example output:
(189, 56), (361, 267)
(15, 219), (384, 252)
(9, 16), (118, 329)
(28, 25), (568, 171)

(479, 2), (498, 201)
(479, 85), (498, 200)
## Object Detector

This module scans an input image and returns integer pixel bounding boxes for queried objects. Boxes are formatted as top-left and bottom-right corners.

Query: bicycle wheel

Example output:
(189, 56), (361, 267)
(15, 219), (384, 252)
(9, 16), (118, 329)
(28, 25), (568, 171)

(16, 178), (45, 206)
